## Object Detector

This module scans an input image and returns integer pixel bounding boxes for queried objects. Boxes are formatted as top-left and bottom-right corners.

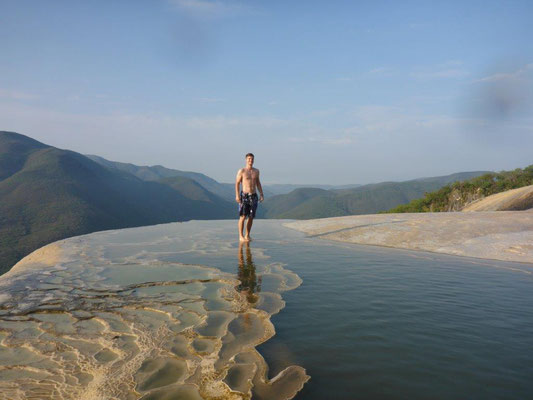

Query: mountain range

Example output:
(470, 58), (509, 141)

(259, 171), (489, 219)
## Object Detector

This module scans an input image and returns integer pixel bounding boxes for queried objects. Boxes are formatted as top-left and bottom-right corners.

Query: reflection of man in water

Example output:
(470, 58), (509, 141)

(237, 241), (261, 304)
(235, 153), (264, 242)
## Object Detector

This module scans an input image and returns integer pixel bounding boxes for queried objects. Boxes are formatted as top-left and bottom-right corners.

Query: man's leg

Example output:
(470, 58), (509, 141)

(245, 217), (254, 241)
(238, 215), (246, 241)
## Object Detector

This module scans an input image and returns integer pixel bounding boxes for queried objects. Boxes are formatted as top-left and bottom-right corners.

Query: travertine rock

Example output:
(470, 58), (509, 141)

(285, 211), (533, 264)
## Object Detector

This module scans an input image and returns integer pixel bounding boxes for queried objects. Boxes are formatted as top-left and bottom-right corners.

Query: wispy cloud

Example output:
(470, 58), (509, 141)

(199, 97), (226, 103)
(344, 105), (462, 141)
(368, 67), (394, 77)
(287, 105), (468, 149)
(474, 63), (533, 83)
(0, 88), (39, 101)
(169, 0), (255, 19)
(413, 69), (468, 79)
(369, 67), (390, 74)
(288, 136), (353, 145)
(411, 61), (468, 80)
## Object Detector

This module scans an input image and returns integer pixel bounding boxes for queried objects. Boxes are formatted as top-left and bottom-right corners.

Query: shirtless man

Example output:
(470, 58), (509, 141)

(235, 153), (264, 242)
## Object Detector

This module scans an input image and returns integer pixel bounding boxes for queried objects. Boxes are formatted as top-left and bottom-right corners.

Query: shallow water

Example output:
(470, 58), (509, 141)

(1, 220), (533, 399)
(257, 225), (533, 400)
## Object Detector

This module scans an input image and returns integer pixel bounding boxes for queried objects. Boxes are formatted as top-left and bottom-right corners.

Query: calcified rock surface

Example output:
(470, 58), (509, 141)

(0, 222), (308, 399)
(285, 211), (533, 264)
(462, 184), (533, 211)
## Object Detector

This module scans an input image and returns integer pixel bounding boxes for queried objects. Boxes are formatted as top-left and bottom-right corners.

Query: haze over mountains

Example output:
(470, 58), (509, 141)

(87, 155), (363, 198)
(0, 130), (490, 274)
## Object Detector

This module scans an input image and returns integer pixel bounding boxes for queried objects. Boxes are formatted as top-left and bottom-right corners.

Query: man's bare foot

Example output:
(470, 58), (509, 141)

(244, 236), (252, 242)
(239, 236), (247, 242)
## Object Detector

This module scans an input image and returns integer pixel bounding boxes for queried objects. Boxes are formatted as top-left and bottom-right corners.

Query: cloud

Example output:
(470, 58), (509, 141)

(0, 89), (39, 101)
(369, 67), (392, 75)
(287, 106), (462, 147)
(199, 97), (226, 103)
(411, 69), (468, 80)
(411, 60), (468, 80)
(344, 105), (463, 143)
(474, 63), (533, 84)
(287, 136), (353, 145)
(169, 0), (254, 19)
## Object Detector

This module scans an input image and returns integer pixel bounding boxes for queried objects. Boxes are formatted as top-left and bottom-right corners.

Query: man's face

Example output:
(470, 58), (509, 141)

(246, 156), (254, 167)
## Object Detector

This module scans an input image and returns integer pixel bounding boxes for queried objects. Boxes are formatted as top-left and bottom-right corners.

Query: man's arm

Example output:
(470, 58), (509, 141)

(235, 169), (242, 203)
(256, 169), (264, 202)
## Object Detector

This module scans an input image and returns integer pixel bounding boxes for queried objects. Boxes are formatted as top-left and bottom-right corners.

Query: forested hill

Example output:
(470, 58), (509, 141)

(259, 171), (489, 219)
(87, 154), (236, 201)
(0, 131), (233, 275)
(385, 165), (533, 213)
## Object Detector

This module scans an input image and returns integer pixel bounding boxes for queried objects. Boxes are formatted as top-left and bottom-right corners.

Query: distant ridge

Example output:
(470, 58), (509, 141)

(86, 155), (363, 198)
(0, 131), (233, 274)
(87, 154), (236, 201)
(260, 171), (490, 219)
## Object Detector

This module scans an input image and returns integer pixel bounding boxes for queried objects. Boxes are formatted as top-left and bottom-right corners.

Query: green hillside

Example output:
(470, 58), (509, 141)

(157, 175), (235, 218)
(0, 131), (233, 275)
(385, 165), (533, 213)
(260, 171), (489, 219)
(87, 154), (236, 200)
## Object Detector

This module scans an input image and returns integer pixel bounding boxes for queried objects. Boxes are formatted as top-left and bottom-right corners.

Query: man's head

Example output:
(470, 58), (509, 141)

(245, 153), (254, 167)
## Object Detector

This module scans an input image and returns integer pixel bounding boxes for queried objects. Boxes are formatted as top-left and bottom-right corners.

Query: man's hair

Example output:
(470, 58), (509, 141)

(245, 153), (254, 159)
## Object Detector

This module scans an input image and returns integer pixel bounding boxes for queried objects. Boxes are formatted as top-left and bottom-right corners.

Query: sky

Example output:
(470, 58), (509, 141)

(1, 0), (532, 185)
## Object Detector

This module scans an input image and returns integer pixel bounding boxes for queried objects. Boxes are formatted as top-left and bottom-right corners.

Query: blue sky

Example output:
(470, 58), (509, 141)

(1, 0), (532, 184)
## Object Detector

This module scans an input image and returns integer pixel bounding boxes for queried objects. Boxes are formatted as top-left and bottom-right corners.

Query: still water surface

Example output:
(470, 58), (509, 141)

(253, 222), (533, 400)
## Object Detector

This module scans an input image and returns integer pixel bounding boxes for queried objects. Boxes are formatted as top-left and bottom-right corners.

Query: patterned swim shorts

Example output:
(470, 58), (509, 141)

(239, 192), (258, 218)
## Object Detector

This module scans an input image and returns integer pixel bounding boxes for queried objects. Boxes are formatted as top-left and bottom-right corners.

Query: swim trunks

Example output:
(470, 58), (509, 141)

(239, 192), (258, 218)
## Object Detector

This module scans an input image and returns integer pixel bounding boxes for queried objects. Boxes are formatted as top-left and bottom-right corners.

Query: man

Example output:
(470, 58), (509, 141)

(235, 153), (264, 242)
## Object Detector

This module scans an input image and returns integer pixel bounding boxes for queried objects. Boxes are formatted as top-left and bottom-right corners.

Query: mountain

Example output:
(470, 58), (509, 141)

(259, 171), (489, 219)
(87, 154), (236, 201)
(386, 166), (533, 213)
(157, 175), (235, 218)
(263, 183), (362, 196)
(0, 131), (233, 274)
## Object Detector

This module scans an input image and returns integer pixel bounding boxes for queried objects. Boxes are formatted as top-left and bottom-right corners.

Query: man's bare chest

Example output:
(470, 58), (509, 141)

(243, 169), (257, 181)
